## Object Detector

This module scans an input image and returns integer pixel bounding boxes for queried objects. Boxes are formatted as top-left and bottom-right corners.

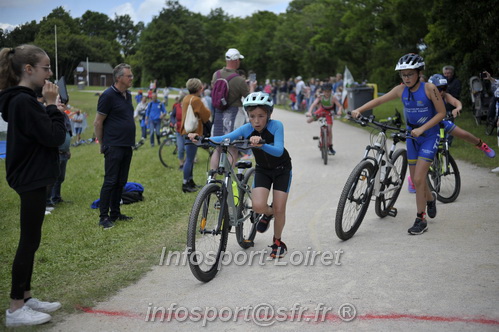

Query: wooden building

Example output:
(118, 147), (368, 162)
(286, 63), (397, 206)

(73, 62), (114, 87)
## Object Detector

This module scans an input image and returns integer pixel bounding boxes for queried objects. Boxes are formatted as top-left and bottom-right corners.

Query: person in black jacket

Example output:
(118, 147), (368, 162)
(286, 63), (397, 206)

(0, 44), (66, 327)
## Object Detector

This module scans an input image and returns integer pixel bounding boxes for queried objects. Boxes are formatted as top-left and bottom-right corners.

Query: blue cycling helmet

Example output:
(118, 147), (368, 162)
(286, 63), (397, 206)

(243, 92), (274, 115)
(429, 74), (448, 87)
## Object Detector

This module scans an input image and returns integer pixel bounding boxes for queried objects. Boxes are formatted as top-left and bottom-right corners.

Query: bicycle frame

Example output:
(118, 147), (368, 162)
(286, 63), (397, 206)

(203, 138), (254, 228)
(356, 117), (407, 198)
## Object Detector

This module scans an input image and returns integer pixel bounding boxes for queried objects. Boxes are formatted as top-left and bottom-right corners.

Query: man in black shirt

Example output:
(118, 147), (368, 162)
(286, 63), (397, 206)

(94, 63), (135, 229)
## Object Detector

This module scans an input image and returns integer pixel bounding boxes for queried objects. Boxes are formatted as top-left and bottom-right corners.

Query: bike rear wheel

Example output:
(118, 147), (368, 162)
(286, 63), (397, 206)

(375, 149), (407, 217)
(485, 117), (497, 136)
(427, 153), (461, 203)
(320, 126), (328, 165)
(236, 168), (259, 249)
(187, 183), (229, 282)
(159, 137), (178, 168)
(335, 160), (375, 240)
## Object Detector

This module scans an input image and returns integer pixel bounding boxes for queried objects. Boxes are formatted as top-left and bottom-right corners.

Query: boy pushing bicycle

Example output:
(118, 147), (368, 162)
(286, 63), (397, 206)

(189, 92), (292, 258)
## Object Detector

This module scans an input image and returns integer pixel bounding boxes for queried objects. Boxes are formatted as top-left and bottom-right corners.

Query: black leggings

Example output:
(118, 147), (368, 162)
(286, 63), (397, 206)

(10, 187), (46, 300)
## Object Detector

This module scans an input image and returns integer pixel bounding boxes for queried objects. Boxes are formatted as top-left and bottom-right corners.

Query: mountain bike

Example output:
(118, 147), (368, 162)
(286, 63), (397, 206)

(158, 129), (178, 168)
(158, 113), (178, 167)
(186, 137), (261, 282)
(335, 114), (408, 241)
(426, 121), (461, 203)
(312, 117), (329, 165)
(485, 98), (498, 136)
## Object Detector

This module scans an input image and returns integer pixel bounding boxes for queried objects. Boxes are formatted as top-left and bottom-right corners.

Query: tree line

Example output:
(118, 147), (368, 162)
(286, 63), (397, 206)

(0, 0), (497, 103)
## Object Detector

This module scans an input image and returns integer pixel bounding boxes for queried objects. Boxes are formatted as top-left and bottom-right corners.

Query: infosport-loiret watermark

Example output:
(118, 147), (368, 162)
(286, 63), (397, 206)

(145, 302), (357, 326)
(158, 247), (344, 269)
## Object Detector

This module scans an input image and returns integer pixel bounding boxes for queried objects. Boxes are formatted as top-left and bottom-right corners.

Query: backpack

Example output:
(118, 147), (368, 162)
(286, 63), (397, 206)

(212, 70), (239, 110)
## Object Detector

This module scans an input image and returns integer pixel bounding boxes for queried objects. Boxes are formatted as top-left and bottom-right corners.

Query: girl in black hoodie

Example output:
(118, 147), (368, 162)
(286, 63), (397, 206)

(0, 44), (66, 327)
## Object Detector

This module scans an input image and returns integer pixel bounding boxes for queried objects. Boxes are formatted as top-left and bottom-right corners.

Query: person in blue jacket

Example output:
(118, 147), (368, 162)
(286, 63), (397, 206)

(189, 92), (292, 258)
(145, 92), (166, 147)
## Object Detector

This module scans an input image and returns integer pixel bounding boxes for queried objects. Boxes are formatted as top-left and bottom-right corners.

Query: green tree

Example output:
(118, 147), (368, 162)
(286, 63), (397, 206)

(115, 14), (144, 57)
(77, 10), (115, 39)
(425, 0), (499, 103)
(235, 11), (281, 80)
(202, 8), (236, 76)
(0, 20), (39, 48)
(139, 0), (210, 87)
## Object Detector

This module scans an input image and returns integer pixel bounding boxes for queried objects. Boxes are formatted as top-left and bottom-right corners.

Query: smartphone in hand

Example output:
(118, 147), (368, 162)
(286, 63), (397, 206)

(57, 76), (69, 104)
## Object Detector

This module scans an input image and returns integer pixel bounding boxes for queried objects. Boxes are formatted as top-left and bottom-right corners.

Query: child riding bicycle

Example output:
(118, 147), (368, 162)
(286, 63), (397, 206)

(305, 83), (343, 155)
(352, 53), (446, 235)
(189, 92), (292, 258)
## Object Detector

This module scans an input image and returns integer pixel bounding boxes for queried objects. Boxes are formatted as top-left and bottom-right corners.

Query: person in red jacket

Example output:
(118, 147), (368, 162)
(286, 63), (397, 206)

(0, 44), (66, 327)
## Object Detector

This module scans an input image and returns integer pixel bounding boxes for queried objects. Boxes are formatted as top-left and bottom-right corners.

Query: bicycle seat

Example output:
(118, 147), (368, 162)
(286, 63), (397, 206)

(235, 160), (252, 169)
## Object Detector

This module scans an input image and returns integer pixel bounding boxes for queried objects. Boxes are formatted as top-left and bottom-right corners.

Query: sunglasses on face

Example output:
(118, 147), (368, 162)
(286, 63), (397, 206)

(438, 86), (447, 92)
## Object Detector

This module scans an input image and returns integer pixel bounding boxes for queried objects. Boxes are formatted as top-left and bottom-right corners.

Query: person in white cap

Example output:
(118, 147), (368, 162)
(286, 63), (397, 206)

(294, 76), (306, 111)
(210, 48), (256, 170)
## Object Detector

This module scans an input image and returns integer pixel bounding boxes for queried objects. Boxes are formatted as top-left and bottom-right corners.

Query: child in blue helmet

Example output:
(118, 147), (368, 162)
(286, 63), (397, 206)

(352, 54), (446, 235)
(428, 74), (495, 158)
(189, 92), (292, 258)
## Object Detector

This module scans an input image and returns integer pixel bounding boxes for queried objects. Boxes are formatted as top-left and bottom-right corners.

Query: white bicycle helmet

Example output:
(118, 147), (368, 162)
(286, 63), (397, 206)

(243, 92), (274, 114)
(395, 53), (425, 71)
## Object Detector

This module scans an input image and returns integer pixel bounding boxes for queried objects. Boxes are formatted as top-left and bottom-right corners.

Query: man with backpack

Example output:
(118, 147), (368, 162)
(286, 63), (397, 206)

(210, 48), (256, 170)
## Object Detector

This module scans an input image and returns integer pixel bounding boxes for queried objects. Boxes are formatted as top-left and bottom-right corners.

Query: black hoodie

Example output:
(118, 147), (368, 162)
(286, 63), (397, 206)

(0, 86), (66, 193)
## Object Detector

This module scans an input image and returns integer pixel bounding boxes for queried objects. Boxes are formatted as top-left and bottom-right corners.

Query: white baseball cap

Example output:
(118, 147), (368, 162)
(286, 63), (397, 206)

(225, 48), (244, 60)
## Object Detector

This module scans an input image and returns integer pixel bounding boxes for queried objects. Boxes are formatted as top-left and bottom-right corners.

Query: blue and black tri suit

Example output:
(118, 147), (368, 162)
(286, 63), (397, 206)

(402, 82), (440, 165)
(210, 119), (292, 193)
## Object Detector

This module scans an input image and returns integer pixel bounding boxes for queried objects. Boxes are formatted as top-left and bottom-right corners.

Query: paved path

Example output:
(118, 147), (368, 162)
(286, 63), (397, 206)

(50, 107), (499, 331)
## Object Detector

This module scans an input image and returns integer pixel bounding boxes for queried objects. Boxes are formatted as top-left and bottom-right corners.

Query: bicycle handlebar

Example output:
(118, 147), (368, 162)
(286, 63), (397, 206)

(187, 136), (265, 149)
(347, 111), (407, 133)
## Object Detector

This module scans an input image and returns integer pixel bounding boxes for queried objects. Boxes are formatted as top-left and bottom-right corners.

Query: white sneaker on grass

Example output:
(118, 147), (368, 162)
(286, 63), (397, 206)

(25, 298), (61, 313)
(5, 306), (51, 327)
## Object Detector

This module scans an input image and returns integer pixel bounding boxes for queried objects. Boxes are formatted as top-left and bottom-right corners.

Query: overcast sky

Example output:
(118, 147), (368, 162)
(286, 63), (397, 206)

(0, 0), (291, 31)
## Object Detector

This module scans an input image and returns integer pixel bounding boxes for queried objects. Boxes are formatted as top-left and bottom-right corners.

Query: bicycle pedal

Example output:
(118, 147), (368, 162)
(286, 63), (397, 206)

(388, 207), (397, 217)
(243, 240), (255, 247)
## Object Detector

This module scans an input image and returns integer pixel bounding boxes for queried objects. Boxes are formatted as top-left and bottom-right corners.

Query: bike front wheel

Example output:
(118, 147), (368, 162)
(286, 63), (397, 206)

(159, 137), (178, 168)
(427, 153), (461, 203)
(236, 168), (259, 249)
(187, 183), (229, 282)
(375, 149), (407, 217)
(321, 126), (328, 165)
(335, 160), (375, 240)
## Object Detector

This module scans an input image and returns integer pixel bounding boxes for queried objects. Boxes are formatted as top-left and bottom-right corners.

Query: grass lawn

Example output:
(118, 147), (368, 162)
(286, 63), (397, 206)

(0, 87), (496, 320)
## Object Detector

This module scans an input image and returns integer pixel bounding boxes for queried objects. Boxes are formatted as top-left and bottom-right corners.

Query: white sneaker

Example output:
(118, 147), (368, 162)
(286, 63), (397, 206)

(44, 210), (51, 215)
(5, 306), (51, 327)
(46, 207), (55, 212)
(491, 167), (499, 173)
(25, 298), (61, 313)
